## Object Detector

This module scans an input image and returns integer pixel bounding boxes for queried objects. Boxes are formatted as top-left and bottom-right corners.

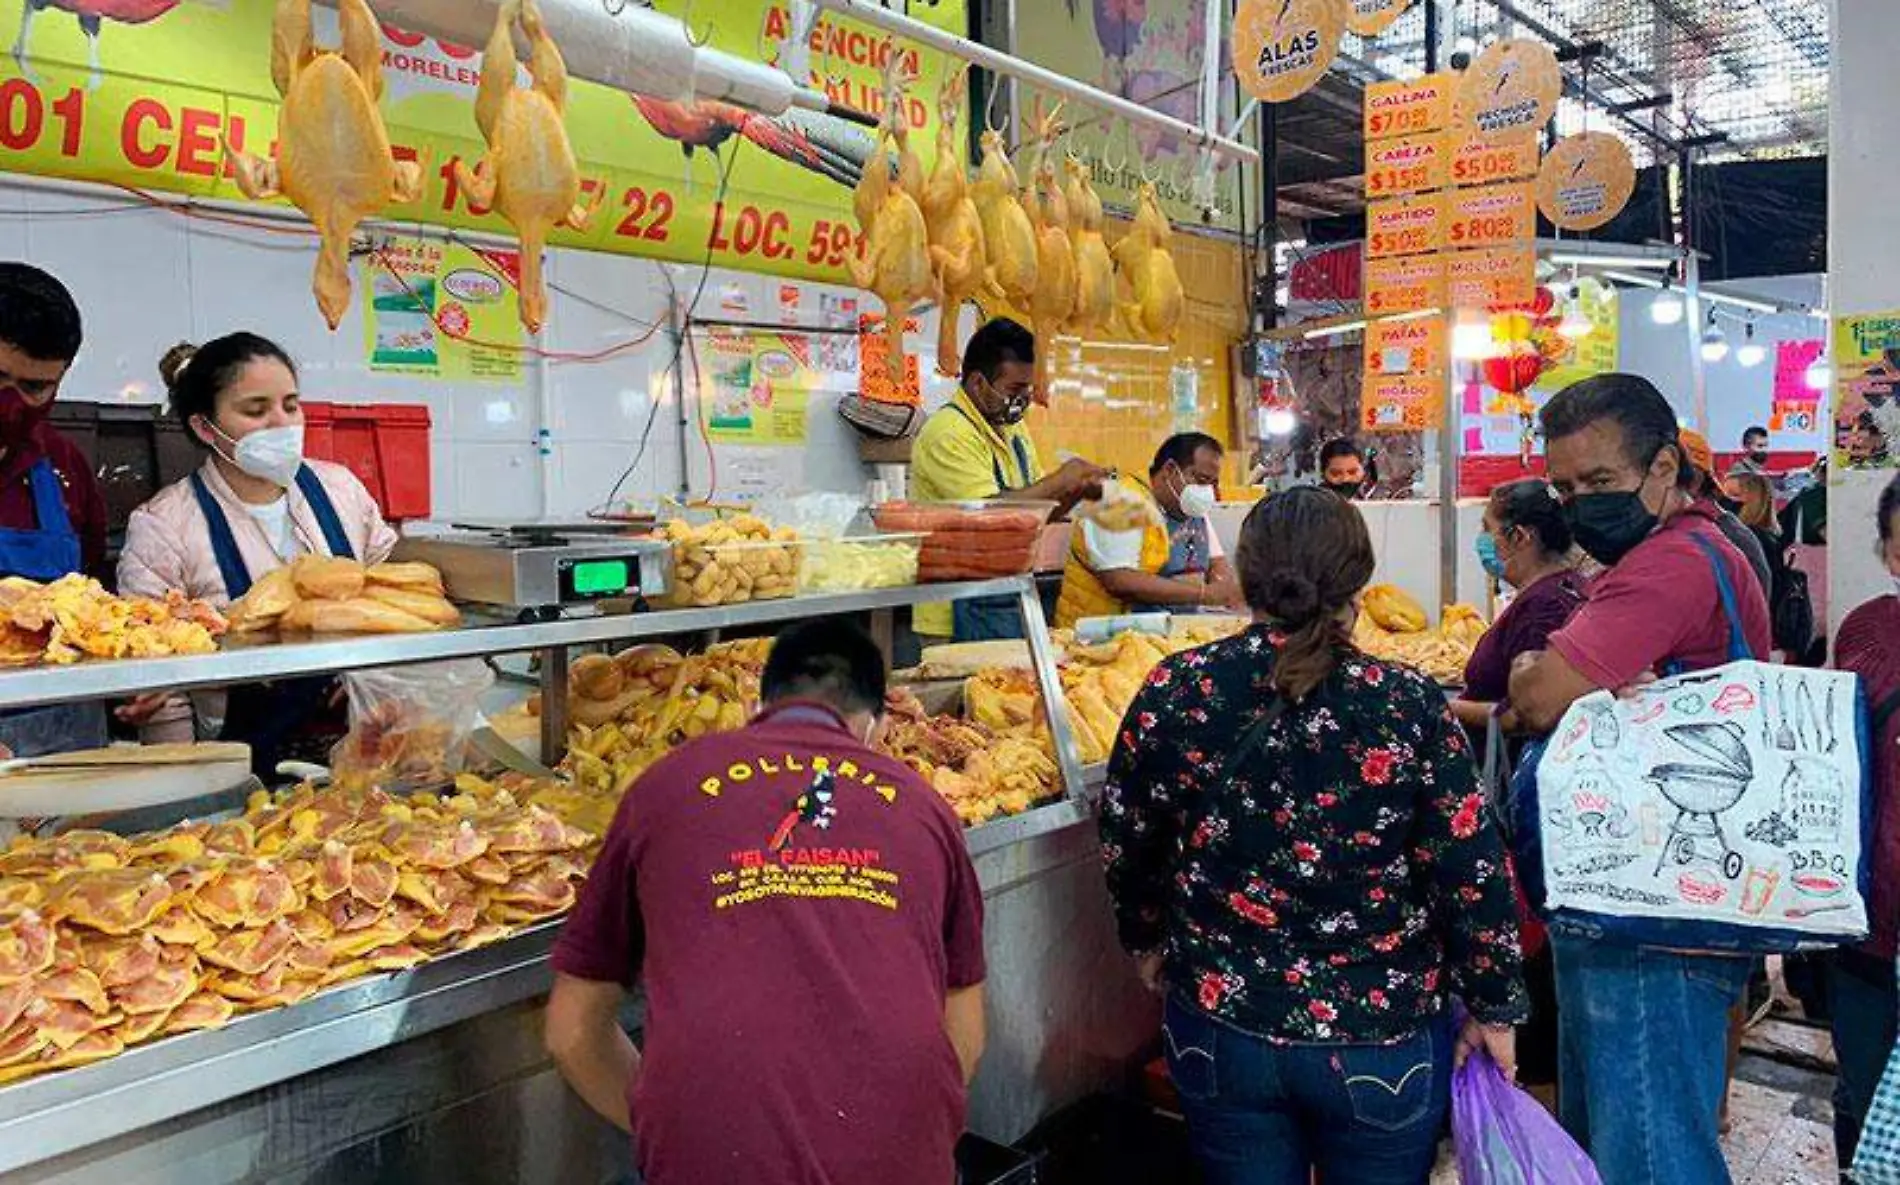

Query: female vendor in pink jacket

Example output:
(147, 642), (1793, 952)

(117, 332), (397, 770)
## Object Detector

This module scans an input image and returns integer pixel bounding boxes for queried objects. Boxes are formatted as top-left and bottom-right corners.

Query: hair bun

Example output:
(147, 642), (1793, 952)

(158, 342), (198, 391)
(1261, 570), (1322, 625)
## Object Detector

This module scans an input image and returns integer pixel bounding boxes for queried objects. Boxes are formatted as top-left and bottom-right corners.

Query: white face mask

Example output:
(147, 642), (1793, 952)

(208, 422), (304, 488)
(1178, 482), (1217, 519)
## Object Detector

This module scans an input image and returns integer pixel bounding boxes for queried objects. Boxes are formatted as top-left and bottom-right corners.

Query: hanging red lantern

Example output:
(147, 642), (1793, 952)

(1483, 349), (1547, 394)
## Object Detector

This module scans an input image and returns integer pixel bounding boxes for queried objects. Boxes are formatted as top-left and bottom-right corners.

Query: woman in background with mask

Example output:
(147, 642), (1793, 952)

(116, 333), (397, 767)
(1451, 478), (1584, 1112)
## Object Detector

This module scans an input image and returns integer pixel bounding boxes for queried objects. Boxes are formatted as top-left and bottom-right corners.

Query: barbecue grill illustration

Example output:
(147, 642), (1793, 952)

(1646, 721), (1753, 879)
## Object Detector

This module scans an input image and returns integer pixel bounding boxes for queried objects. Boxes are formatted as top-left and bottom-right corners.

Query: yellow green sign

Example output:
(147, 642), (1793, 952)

(0, 0), (967, 285)
(363, 234), (523, 382)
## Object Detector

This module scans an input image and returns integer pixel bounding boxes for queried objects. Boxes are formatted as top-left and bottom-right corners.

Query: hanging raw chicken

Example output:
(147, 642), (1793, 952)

(1024, 103), (1076, 402)
(922, 66), (990, 379)
(454, 0), (605, 334)
(1112, 181), (1185, 344)
(849, 62), (934, 367)
(972, 127), (1038, 313)
(229, 0), (425, 330)
(1063, 155), (1115, 337)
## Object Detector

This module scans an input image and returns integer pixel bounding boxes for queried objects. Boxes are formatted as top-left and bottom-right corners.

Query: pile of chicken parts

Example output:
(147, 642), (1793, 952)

(0, 775), (598, 1087)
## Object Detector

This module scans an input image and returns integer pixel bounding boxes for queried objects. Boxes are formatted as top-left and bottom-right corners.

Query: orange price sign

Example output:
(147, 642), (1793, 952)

(1365, 133), (1449, 199)
(1446, 183), (1535, 248)
(1365, 254), (1448, 317)
(1451, 133), (1541, 187)
(1363, 74), (1452, 142)
(1364, 316), (1447, 378)
(1366, 193), (1445, 259)
(1448, 246), (1537, 310)
(1363, 373), (1444, 432)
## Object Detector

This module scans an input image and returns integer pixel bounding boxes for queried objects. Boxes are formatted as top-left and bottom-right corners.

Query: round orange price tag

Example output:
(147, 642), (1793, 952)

(1456, 39), (1561, 143)
(1536, 132), (1637, 231)
(1234, 0), (1347, 104)
(1346, 0), (1413, 37)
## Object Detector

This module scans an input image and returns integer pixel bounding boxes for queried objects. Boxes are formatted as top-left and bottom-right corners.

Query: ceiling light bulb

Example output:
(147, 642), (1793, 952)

(1455, 34), (1478, 56)
(1806, 358), (1832, 391)
(1650, 293), (1685, 325)
(1736, 325), (1765, 368)
(1263, 407), (1298, 436)
(1558, 303), (1592, 339)
(1700, 318), (1728, 363)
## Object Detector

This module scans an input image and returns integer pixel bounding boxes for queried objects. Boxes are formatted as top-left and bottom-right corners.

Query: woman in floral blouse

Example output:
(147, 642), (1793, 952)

(1100, 488), (1527, 1184)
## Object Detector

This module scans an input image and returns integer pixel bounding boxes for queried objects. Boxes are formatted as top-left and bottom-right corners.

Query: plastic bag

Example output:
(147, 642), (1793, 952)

(331, 659), (495, 791)
(1453, 1047), (1601, 1185)
(1074, 480), (1161, 571)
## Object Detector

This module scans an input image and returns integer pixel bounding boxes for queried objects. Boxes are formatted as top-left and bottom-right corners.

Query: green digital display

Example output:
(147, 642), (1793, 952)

(568, 559), (632, 597)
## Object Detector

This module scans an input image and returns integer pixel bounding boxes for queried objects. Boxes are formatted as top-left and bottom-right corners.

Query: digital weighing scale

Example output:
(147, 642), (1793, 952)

(392, 521), (672, 616)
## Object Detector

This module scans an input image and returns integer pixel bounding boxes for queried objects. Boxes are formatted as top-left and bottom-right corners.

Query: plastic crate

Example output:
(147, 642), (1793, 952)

(302, 401), (433, 520)
(49, 401), (200, 560)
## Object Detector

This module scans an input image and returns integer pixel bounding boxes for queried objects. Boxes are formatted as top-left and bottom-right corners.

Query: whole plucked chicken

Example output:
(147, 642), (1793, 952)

(922, 66), (990, 379)
(1024, 104), (1076, 402)
(849, 63), (934, 367)
(971, 128), (1039, 313)
(1063, 156), (1115, 337)
(1112, 181), (1185, 344)
(454, 0), (604, 334)
(229, 0), (424, 329)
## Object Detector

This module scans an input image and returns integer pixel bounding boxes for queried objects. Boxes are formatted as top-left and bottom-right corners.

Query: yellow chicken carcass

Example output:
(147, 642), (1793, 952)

(972, 129), (1039, 312)
(453, 0), (604, 334)
(1024, 103), (1076, 402)
(849, 65), (934, 367)
(1064, 156), (1115, 337)
(1111, 181), (1185, 343)
(1364, 584), (1428, 633)
(229, 0), (425, 329)
(922, 65), (991, 379)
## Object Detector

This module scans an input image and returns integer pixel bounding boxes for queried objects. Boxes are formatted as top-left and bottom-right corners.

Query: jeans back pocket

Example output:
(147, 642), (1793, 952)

(1162, 997), (1221, 1102)
(1335, 1034), (1440, 1133)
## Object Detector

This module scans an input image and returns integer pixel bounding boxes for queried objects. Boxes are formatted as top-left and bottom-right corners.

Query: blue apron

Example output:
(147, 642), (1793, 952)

(0, 457), (82, 580)
(0, 457), (106, 758)
(191, 466), (355, 778)
(1129, 512), (1212, 615)
(947, 405), (1032, 643)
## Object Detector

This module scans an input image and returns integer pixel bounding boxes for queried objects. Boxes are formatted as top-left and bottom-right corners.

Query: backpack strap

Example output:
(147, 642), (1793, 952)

(1687, 531), (1755, 664)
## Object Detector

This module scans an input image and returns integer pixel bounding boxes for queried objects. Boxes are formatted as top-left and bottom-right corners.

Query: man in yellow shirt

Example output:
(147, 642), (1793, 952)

(911, 318), (1105, 640)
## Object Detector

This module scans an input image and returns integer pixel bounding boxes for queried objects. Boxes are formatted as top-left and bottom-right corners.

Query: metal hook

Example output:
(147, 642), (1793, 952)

(679, 0), (712, 49)
(601, 0), (629, 16)
(1102, 121), (1129, 178)
(983, 67), (1007, 136)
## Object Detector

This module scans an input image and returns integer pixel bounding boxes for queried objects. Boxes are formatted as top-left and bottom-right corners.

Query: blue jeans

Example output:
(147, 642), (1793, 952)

(1162, 995), (1452, 1185)
(1552, 932), (1754, 1185)
(1828, 947), (1898, 1178)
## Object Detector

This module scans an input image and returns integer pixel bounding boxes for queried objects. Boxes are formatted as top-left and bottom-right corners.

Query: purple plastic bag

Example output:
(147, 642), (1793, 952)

(1452, 1050), (1602, 1185)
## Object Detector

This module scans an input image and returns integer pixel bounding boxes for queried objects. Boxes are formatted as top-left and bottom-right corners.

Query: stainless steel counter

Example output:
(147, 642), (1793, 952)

(0, 576), (1139, 1180)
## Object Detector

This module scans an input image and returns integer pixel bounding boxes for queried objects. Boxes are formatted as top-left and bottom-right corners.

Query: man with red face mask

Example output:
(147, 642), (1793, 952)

(0, 262), (110, 758)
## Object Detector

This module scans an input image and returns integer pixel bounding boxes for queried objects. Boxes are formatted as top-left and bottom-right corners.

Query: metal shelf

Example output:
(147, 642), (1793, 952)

(0, 577), (1030, 712)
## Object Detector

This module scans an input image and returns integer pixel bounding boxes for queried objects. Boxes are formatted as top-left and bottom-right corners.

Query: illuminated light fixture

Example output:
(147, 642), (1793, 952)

(1263, 407), (1298, 436)
(1650, 292), (1686, 325)
(1454, 34), (1478, 57)
(1736, 324), (1766, 368)
(1601, 270), (1666, 289)
(1547, 251), (1675, 270)
(1452, 321), (1496, 360)
(1702, 290), (1780, 315)
(1700, 312), (1729, 363)
(1806, 355), (1832, 391)
(1302, 319), (1367, 340)
(1558, 301), (1593, 339)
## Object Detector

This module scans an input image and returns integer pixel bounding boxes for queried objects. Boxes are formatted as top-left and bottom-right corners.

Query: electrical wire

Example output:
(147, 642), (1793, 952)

(592, 140), (741, 514)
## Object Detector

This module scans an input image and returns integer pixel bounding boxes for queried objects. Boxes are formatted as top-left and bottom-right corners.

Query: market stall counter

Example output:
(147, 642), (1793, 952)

(0, 574), (1153, 1182)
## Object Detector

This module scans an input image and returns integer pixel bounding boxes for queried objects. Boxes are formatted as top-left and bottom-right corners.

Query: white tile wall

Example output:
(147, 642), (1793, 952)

(0, 175), (985, 524)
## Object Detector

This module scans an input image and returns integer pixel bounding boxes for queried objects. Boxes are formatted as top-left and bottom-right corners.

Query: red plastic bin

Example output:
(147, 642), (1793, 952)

(301, 401), (433, 520)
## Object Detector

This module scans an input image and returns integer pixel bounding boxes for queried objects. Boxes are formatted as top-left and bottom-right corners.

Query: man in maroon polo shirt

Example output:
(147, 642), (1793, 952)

(546, 619), (987, 1185)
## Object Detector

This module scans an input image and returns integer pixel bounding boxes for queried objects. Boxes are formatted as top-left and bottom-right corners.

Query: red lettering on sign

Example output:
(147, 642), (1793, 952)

(176, 107), (220, 177)
(50, 86), (81, 157)
(122, 99), (171, 170)
(0, 78), (42, 152)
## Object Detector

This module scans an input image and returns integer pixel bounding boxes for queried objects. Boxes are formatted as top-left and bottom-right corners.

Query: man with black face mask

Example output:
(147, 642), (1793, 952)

(912, 318), (1106, 641)
(1729, 425), (1772, 478)
(1317, 438), (1369, 499)
(1507, 374), (1770, 1185)
(0, 263), (109, 758)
